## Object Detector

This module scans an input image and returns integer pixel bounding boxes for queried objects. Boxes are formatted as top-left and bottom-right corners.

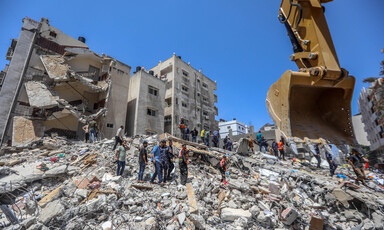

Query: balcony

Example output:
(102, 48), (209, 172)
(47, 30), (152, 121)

(5, 39), (17, 61)
(214, 93), (218, 103)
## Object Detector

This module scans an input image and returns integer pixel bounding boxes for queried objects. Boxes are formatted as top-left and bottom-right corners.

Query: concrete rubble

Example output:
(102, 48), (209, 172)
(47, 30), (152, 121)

(0, 133), (384, 230)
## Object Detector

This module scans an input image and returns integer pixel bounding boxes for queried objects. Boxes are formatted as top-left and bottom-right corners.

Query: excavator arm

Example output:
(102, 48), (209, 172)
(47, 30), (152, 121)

(266, 0), (356, 145)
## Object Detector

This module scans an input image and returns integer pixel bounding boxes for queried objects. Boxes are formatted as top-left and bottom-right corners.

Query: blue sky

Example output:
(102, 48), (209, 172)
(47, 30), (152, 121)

(1, 0), (383, 130)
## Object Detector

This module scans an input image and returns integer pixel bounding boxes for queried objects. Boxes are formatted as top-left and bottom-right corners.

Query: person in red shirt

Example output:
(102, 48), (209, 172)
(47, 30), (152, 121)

(219, 154), (228, 183)
(278, 139), (285, 160)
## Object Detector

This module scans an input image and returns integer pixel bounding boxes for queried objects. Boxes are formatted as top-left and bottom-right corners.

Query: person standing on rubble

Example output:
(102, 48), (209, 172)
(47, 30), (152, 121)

(348, 149), (367, 186)
(223, 136), (228, 150)
(200, 128), (205, 144)
(184, 126), (190, 141)
(205, 130), (211, 147)
(88, 119), (98, 143)
(219, 154), (228, 183)
(191, 128), (198, 143)
(167, 140), (174, 180)
(325, 146), (337, 177)
(150, 141), (163, 185)
(138, 140), (148, 183)
(249, 136), (254, 153)
(115, 140), (130, 176)
(272, 139), (279, 157)
(212, 130), (220, 147)
(158, 140), (170, 184)
(226, 138), (233, 151)
(113, 125), (124, 151)
(278, 139), (285, 160)
(256, 131), (263, 152)
(82, 124), (89, 143)
(179, 143), (189, 185)
(314, 144), (322, 169)
(259, 136), (268, 153)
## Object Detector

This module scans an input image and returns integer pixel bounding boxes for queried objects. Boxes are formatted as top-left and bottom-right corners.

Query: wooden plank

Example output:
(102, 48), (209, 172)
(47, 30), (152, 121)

(186, 183), (199, 214)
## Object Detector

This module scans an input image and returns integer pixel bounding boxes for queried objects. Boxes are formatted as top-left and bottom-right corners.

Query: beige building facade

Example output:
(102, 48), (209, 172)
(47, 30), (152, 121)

(150, 54), (218, 137)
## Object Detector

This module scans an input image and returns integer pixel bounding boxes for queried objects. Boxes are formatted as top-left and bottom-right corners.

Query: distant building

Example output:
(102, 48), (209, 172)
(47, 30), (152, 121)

(126, 69), (166, 136)
(150, 54), (218, 137)
(219, 119), (249, 139)
(260, 123), (277, 131)
(351, 114), (370, 146)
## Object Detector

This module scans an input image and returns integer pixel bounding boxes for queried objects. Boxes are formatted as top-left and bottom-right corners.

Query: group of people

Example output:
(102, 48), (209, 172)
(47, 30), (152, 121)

(114, 138), (190, 186)
(82, 119), (99, 143)
(310, 144), (369, 186)
(179, 123), (221, 148)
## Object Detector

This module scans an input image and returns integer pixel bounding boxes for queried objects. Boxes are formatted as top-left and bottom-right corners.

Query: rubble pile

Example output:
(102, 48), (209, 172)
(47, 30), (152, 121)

(1, 134), (384, 230)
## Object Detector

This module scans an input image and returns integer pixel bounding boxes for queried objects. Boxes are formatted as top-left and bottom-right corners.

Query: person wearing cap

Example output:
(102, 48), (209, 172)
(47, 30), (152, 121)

(219, 154), (228, 183)
(138, 141), (148, 182)
(348, 148), (368, 186)
(179, 143), (189, 185)
(167, 140), (174, 180)
(150, 141), (163, 184)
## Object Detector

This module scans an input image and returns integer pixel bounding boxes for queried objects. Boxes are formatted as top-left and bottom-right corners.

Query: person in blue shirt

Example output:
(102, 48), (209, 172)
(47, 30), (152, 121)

(272, 140), (279, 157)
(325, 147), (337, 177)
(256, 131), (263, 151)
(150, 141), (164, 185)
(212, 130), (220, 147)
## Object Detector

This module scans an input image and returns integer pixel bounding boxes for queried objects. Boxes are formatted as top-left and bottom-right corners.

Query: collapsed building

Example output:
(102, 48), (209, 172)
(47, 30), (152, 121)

(0, 17), (131, 146)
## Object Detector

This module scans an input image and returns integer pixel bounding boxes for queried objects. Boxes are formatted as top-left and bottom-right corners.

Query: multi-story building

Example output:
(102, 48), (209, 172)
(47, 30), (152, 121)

(150, 54), (218, 137)
(359, 77), (384, 164)
(126, 69), (165, 136)
(351, 114), (370, 147)
(219, 119), (249, 138)
(0, 17), (131, 146)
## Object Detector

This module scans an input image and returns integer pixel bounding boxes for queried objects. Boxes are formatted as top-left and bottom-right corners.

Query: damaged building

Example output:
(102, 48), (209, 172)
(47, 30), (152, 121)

(0, 17), (131, 146)
(126, 69), (166, 136)
(150, 54), (219, 137)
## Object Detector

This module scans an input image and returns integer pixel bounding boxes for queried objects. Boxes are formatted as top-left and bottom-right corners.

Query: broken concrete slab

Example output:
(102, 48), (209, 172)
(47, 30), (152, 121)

(40, 55), (69, 81)
(24, 81), (59, 108)
(221, 208), (252, 222)
(12, 116), (44, 147)
(332, 188), (353, 208)
(38, 199), (65, 224)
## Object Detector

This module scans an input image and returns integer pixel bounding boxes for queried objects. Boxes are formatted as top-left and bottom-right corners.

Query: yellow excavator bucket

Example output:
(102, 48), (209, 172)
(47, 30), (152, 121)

(266, 70), (356, 145)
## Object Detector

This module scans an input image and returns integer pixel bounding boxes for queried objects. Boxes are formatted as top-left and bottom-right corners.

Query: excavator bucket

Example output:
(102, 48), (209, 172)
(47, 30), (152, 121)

(266, 70), (356, 145)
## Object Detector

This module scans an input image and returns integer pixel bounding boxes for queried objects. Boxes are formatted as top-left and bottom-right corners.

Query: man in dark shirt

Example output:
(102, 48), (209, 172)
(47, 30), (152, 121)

(184, 126), (190, 141)
(138, 141), (148, 182)
(325, 147), (337, 177)
(272, 140), (278, 157)
(223, 136), (228, 150)
(348, 149), (367, 186)
(191, 128), (198, 143)
(226, 138), (233, 151)
(158, 140), (170, 184)
(314, 144), (321, 169)
(167, 140), (174, 180)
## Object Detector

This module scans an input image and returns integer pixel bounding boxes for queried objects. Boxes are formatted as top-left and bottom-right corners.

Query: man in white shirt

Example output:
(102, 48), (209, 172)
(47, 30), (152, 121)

(113, 125), (124, 150)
